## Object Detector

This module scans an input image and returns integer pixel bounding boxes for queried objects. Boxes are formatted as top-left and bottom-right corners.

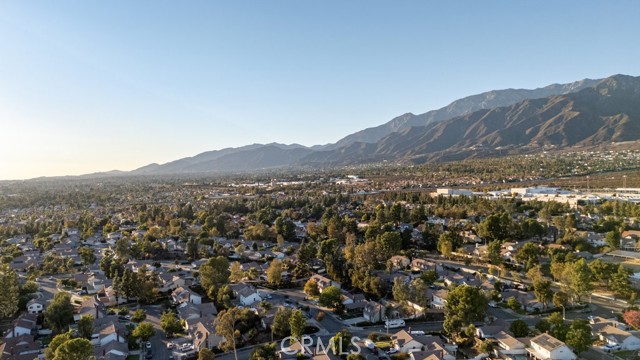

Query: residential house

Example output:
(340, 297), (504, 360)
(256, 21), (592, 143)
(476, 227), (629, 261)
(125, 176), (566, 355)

(97, 286), (128, 307)
(0, 334), (40, 360)
(27, 299), (44, 314)
(363, 301), (385, 323)
(74, 297), (105, 322)
(526, 333), (576, 360)
(237, 285), (262, 307)
(192, 319), (225, 351)
(431, 289), (448, 310)
(595, 325), (640, 350)
(172, 287), (202, 305)
(4, 314), (37, 338)
(391, 330), (428, 353)
(476, 320), (510, 339)
(411, 259), (442, 273)
(310, 274), (341, 292)
(389, 255), (411, 271)
(93, 341), (129, 360)
(494, 331), (526, 356)
(177, 302), (218, 322)
(157, 272), (186, 293)
(391, 330), (456, 359)
(90, 316), (127, 347)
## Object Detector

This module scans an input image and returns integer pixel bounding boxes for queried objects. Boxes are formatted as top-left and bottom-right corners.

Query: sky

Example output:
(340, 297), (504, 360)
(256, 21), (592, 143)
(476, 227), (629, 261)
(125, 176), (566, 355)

(1, 1), (639, 180)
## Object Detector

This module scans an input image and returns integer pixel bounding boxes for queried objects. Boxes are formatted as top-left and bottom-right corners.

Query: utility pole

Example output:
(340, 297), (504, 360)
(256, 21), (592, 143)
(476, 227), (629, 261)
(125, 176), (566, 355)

(623, 175), (628, 189)
(587, 176), (590, 192)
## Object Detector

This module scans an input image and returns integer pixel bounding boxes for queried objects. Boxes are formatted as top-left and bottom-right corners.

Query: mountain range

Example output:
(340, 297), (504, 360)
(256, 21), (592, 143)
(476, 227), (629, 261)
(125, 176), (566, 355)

(130, 74), (640, 175)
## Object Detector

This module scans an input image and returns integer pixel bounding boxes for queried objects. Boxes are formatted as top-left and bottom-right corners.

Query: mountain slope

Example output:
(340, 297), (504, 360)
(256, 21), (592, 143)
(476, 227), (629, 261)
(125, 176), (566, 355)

(300, 74), (640, 165)
(132, 143), (313, 174)
(327, 78), (599, 149)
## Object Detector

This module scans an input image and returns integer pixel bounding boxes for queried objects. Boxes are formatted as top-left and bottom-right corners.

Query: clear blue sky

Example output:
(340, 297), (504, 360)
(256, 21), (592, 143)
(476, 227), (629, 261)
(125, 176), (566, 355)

(1, 1), (639, 179)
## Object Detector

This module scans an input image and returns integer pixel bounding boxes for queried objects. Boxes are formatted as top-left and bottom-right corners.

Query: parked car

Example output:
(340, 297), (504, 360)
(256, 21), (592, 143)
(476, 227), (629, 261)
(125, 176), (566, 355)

(604, 344), (621, 352)
(166, 343), (174, 349)
(146, 341), (152, 349)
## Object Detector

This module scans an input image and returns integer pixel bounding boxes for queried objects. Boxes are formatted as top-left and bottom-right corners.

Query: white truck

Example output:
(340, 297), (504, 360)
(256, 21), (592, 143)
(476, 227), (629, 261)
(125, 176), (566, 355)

(384, 319), (406, 329)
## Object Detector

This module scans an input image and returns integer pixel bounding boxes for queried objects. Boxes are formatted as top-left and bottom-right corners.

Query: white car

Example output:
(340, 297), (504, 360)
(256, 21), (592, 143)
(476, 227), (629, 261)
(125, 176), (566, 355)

(166, 343), (174, 349)
(181, 343), (193, 351)
(604, 344), (621, 352)
(146, 341), (152, 349)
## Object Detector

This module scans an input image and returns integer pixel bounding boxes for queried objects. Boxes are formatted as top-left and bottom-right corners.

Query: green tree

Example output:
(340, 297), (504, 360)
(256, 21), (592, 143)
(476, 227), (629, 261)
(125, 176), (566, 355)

(509, 320), (529, 337)
(45, 292), (74, 334)
(437, 233), (454, 258)
(486, 241), (503, 265)
(132, 322), (156, 343)
(131, 309), (147, 323)
(215, 308), (241, 360)
(376, 232), (402, 256)
(77, 315), (94, 340)
(0, 265), (19, 318)
(53, 338), (93, 360)
(200, 256), (230, 298)
(120, 268), (137, 301)
(330, 329), (353, 355)
(589, 259), (615, 286)
(250, 342), (277, 360)
(272, 307), (292, 338)
(444, 285), (488, 336)
(78, 247), (96, 266)
(566, 319), (592, 354)
(229, 261), (244, 283)
(553, 291), (569, 309)
(392, 277), (409, 302)
(610, 265), (632, 299)
(533, 280), (553, 308)
(549, 312), (567, 341)
(420, 269), (438, 285)
(319, 286), (343, 310)
(535, 319), (551, 333)
(289, 309), (306, 342)
(569, 259), (592, 302)
(115, 237), (130, 259)
(478, 340), (493, 354)
(506, 297), (521, 311)
(477, 214), (511, 242)
(304, 278), (319, 297)
(606, 230), (621, 249)
(515, 242), (541, 270)
(266, 259), (283, 286)
(46, 331), (74, 360)
(161, 311), (183, 337)
(199, 348), (216, 360)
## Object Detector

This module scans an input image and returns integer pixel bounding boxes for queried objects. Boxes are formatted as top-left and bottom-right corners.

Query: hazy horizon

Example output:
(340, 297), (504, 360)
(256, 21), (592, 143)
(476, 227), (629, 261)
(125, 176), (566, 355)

(1, 1), (640, 180)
